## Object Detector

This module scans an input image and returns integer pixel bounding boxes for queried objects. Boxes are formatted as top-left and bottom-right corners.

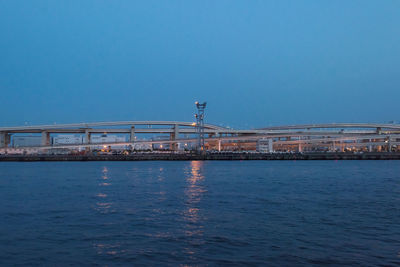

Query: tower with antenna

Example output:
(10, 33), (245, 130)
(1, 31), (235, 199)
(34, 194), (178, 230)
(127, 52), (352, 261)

(195, 101), (207, 152)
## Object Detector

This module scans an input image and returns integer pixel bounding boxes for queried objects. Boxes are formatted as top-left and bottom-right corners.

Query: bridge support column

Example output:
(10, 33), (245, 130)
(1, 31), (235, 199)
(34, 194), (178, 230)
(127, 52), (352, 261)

(129, 126), (135, 142)
(0, 132), (4, 148)
(41, 131), (50, 146)
(170, 124), (179, 151)
(388, 136), (392, 152)
(218, 139), (221, 152)
(0, 132), (10, 148)
(85, 130), (91, 152)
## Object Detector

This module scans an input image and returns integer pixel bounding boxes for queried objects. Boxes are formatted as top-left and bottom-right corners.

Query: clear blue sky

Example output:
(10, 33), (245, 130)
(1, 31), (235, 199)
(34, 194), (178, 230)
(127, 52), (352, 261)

(0, 0), (399, 128)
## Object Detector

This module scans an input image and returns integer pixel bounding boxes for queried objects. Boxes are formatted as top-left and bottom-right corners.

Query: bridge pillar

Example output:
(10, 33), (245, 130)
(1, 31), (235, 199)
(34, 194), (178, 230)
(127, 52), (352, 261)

(170, 124), (179, 151)
(41, 131), (50, 146)
(0, 132), (10, 148)
(0, 132), (3, 148)
(85, 130), (91, 152)
(129, 126), (135, 142)
(85, 130), (91, 143)
(388, 136), (392, 152)
(218, 139), (221, 152)
(0, 132), (5, 148)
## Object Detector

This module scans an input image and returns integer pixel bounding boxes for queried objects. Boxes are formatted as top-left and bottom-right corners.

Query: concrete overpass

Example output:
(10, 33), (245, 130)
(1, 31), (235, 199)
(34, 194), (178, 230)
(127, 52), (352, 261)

(0, 121), (224, 148)
(1, 121), (400, 152)
(257, 123), (400, 131)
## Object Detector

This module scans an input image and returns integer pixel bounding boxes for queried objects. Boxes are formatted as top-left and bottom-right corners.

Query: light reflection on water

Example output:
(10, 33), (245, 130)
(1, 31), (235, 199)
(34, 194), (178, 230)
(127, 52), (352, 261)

(94, 243), (124, 257)
(99, 166), (111, 186)
(158, 167), (164, 181)
(102, 166), (109, 179)
(94, 166), (119, 257)
(183, 161), (207, 258)
(156, 167), (167, 202)
(95, 166), (113, 213)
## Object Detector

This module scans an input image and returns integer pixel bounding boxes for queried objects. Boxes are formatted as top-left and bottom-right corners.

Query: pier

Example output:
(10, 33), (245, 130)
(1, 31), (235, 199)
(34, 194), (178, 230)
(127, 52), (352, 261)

(2, 152), (400, 161)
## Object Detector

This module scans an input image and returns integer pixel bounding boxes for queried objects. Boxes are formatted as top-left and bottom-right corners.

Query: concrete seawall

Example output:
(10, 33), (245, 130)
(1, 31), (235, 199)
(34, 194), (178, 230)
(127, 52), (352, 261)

(1, 152), (400, 161)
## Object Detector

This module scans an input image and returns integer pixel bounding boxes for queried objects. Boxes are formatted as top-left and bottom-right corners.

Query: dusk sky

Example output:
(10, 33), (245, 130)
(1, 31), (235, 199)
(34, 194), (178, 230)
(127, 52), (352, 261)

(0, 1), (399, 129)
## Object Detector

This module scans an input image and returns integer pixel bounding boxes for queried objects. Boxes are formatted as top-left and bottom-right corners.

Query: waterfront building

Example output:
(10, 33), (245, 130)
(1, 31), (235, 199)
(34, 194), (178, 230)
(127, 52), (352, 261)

(12, 136), (42, 147)
(90, 134), (126, 149)
(256, 138), (274, 153)
(132, 142), (152, 151)
(53, 135), (84, 145)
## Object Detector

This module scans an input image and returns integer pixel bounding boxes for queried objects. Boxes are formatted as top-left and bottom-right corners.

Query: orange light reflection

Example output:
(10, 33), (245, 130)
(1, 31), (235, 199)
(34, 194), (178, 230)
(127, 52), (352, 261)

(182, 161), (207, 258)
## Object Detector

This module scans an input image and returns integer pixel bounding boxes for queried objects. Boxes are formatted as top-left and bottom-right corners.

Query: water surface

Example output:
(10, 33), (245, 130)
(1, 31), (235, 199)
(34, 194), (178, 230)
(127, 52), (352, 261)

(0, 161), (399, 266)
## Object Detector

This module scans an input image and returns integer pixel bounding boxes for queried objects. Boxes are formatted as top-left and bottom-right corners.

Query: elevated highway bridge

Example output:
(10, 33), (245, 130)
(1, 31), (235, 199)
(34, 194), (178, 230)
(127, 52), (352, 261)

(1, 121), (399, 152)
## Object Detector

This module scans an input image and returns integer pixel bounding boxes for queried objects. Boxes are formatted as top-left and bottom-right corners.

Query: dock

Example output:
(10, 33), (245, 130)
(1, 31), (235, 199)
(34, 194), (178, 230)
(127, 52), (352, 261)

(1, 152), (400, 161)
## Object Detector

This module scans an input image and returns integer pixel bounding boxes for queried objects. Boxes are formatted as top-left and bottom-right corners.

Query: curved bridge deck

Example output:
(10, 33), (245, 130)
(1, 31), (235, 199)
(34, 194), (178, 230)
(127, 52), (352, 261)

(1, 121), (399, 153)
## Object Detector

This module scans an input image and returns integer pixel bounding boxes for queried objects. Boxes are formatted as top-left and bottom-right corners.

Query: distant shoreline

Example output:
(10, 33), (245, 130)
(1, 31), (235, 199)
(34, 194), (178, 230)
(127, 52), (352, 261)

(1, 152), (400, 161)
